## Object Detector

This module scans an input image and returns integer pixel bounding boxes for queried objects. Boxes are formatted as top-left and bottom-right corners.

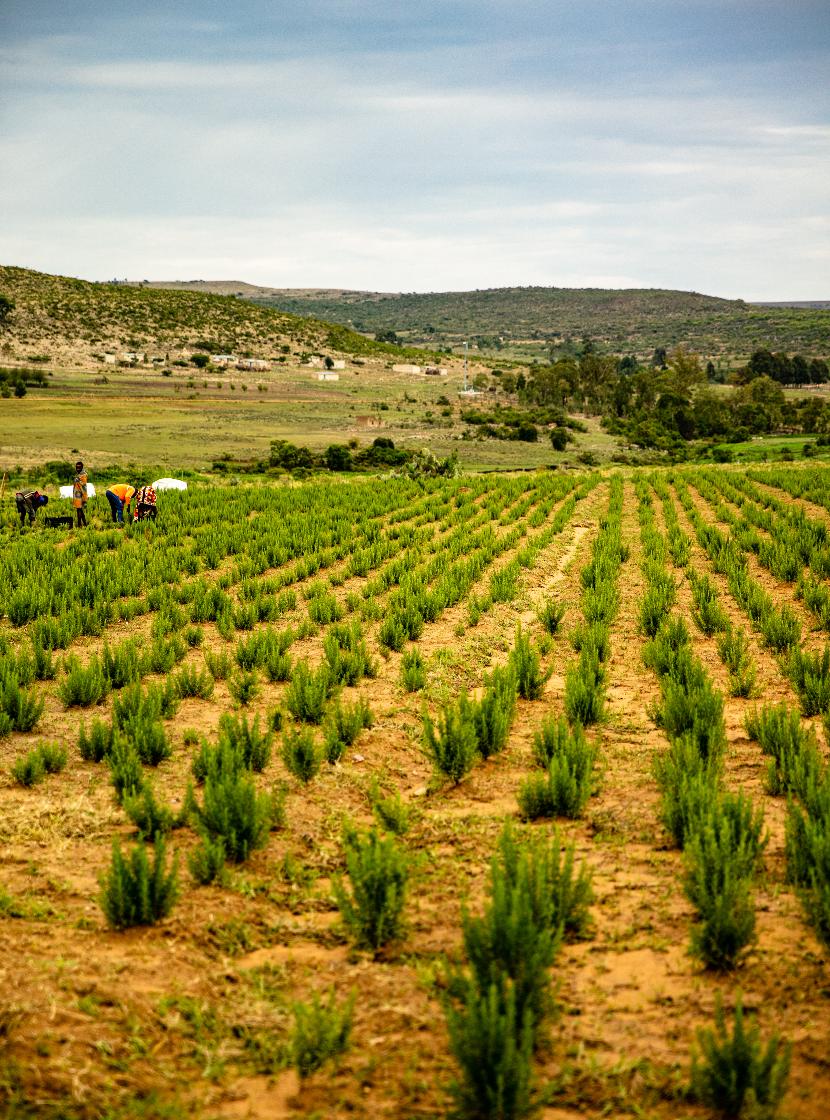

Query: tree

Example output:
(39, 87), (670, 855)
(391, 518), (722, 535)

(324, 356), (335, 371)
(667, 346), (705, 396)
(191, 353), (210, 369)
(0, 295), (14, 327)
(325, 444), (352, 471)
(550, 427), (568, 451)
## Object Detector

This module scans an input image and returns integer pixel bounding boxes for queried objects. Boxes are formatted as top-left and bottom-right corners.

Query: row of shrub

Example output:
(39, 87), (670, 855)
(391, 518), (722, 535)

(637, 483), (765, 971)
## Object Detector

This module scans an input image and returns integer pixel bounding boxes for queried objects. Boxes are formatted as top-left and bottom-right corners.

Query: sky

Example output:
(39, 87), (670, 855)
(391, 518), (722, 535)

(1, 0), (829, 298)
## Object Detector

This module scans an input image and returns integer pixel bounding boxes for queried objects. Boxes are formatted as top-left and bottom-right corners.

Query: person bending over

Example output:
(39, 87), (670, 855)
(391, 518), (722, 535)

(15, 488), (48, 526)
(105, 482), (136, 525)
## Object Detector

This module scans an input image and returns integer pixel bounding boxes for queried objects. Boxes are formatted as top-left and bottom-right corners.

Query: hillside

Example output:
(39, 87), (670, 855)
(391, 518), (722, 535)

(60, 274), (830, 364)
(247, 285), (830, 361)
(0, 266), (411, 370)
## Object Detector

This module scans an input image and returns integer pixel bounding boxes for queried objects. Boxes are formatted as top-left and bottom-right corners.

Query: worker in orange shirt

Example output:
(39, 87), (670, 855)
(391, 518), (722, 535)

(105, 482), (136, 525)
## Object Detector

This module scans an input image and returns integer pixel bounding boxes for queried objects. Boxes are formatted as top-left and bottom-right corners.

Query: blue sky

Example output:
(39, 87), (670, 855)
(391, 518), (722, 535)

(1, 1), (828, 297)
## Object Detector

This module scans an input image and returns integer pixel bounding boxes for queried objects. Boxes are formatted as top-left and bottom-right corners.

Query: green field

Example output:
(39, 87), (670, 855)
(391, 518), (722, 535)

(2, 465), (830, 1119)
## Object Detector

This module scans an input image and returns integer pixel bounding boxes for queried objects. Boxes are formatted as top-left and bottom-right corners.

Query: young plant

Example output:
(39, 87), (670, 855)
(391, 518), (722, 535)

(291, 989), (355, 1078)
(188, 835), (227, 886)
(368, 777), (411, 836)
(563, 656), (605, 727)
(508, 627), (548, 701)
(99, 837), (179, 930)
(691, 995), (791, 1118)
(537, 598), (565, 636)
(123, 784), (176, 839)
(332, 824), (409, 952)
(285, 661), (334, 724)
(282, 727), (322, 783)
(400, 648), (426, 692)
(423, 695), (479, 785)
(445, 980), (534, 1120)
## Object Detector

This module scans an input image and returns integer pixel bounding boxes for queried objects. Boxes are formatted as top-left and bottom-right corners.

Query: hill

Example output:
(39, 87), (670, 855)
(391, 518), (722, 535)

(246, 284), (830, 361)
(0, 266), (413, 370)
(118, 280), (830, 362)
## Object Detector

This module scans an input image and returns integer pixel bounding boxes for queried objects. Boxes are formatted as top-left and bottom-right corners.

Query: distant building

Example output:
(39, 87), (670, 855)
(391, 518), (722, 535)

(393, 363), (422, 374)
(424, 366), (448, 376)
(357, 414), (383, 428)
(121, 352), (145, 364)
(330, 359), (346, 370)
(316, 371), (340, 381)
(237, 358), (269, 371)
(212, 354), (238, 367)
(103, 354), (117, 365)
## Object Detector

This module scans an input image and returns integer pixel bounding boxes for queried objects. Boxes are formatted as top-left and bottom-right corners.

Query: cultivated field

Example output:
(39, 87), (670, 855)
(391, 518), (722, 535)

(2, 466), (830, 1120)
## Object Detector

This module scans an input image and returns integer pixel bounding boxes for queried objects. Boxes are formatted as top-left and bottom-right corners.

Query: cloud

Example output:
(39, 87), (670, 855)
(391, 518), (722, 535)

(0, 2), (828, 298)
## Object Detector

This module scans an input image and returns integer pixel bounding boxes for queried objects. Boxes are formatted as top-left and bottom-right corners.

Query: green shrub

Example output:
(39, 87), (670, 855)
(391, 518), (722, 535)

(323, 697), (373, 763)
(228, 669), (259, 706)
(691, 995), (791, 1117)
(400, 648), (426, 692)
(517, 726), (596, 820)
(563, 656), (605, 727)
(473, 666), (516, 758)
(11, 749), (45, 787)
(100, 837), (179, 930)
(445, 980), (534, 1120)
(508, 627), (548, 701)
(423, 695), (479, 784)
(204, 648), (233, 680)
(108, 737), (145, 804)
(745, 703), (822, 800)
(282, 727), (322, 783)
(323, 622), (376, 685)
(657, 676), (725, 764)
(123, 784), (175, 839)
(789, 645), (830, 716)
(78, 717), (115, 762)
(495, 822), (593, 940)
(332, 824), (408, 952)
(188, 835), (226, 885)
(368, 778), (411, 835)
(59, 655), (110, 707)
(461, 841), (560, 1032)
(173, 665), (214, 700)
(689, 869), (756, 972)
(760, 607), (801, 654)
(122, 712), (172, 766)
(537, 598), (565, 636)
(285, 661), (334, 723)
(689, 572), (729, 636)
(218, 712), (271, 772)
(717, 627), (757, 697)
(639, 578), (677, 638)
(291, 989), (355, 1078)
(653, 737), (721, 849)
(37, 739), (67, 775)
(195, 768), (275, 862)
(101, 640), (142, 690)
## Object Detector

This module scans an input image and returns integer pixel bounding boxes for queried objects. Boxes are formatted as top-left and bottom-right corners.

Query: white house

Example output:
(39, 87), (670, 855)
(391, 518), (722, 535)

(237, 358), (269, 371)
(316, 371), (340, 381)
(212, 354), (238, 367)
(393, 363), (422, 374)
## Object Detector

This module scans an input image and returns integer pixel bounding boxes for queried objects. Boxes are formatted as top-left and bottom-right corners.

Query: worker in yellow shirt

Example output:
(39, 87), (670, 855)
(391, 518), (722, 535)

(105, 482), (136, 525)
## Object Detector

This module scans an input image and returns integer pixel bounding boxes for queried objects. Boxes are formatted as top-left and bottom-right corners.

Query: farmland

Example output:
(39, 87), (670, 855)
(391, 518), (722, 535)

(2, 465), (830, 1120)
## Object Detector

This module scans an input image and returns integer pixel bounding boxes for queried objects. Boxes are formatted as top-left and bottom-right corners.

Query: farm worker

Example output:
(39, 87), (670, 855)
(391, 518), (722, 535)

(15, 488), (48, 526)
(72, 461), (88, 527)
(105, 483), (136, 524)
(134, 484), (158, 521)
